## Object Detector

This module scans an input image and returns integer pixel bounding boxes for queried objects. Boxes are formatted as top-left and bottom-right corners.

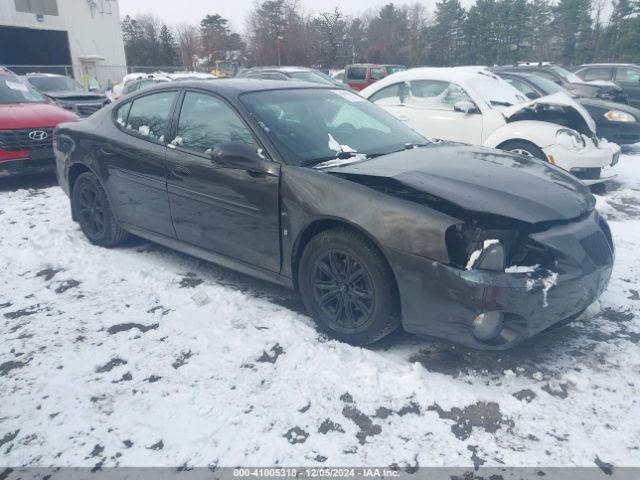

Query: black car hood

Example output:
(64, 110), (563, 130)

(323, 144), (595, 224)
(45, 91), (106, 101)
(578, 97), (640, 116)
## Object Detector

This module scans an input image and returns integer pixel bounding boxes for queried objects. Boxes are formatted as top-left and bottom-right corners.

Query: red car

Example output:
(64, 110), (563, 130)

(0, 66), (78, 178)
(344, 64), (406, 91)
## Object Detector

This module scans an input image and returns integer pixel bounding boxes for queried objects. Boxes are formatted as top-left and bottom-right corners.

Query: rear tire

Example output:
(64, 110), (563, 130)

(298, 227), (400, 345)
(499, 140), (547, 161)
(72, 172), (128, 247)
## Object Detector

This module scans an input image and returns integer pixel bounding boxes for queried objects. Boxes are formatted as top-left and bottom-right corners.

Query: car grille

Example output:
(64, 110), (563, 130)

(77, 103), (104, 116)
(0, 128), (54, 152)
(580, 231), (613, 267)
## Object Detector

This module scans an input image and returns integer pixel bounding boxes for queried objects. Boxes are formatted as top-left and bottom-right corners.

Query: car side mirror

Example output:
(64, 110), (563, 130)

(454, 100), (478, 114)
(209, 141), (266, 171)
(525, 92), (540, 100)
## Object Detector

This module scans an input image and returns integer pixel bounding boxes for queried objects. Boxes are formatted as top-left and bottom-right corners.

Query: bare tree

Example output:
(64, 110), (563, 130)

(175, 23), (200, 70)
(316, 7), (347, 67)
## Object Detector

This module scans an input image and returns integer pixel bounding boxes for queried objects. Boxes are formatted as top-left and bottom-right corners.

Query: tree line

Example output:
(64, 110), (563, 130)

(122, 0), (640, 70)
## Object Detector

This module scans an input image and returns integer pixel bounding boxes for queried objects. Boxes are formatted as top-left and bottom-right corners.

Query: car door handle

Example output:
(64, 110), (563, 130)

(171, 166), (191, 178)
(100, 146), (115, 156)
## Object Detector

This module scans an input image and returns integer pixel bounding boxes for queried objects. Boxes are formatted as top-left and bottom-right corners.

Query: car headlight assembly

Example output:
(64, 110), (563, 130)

(603, 110), (636, 123)
(556, 128), (586, 151)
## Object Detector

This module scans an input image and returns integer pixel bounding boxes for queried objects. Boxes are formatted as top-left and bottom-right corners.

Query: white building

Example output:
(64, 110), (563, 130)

(0, 0), (127, 89)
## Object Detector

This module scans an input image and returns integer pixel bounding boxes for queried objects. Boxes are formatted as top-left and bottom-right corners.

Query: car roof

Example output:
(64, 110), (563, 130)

(578, 63), (637, 67)
(136, 78), (334, 96)
(493, 70), (539, 80)
(368, 66), (499, 84)
(244, 66), (313, 73)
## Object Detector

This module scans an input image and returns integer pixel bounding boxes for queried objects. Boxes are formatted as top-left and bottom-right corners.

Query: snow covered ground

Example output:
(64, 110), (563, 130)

(1, 156), (640, 470)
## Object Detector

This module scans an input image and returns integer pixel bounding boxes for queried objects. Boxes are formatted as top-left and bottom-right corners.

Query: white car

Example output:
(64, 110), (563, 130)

(361, 67), (620, 184)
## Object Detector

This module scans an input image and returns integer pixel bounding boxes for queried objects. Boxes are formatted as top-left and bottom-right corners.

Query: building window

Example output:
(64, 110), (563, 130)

(14, 0), (59, 16)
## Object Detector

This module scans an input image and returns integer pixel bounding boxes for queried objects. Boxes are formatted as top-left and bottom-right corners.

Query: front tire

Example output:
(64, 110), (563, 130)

(72, 172), (128, 247)
(499, 140), (547, 161)
(298, 227), (400, 345)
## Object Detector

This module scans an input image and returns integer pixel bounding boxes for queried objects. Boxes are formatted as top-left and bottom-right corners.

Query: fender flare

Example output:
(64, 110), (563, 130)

(483, 120), (560, 150)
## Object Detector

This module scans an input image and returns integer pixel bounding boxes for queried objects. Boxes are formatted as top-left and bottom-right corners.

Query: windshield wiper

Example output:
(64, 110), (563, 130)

(302, 142), (430, 168)
(301, 151), (372, 168)
(490, 100), (513, 107)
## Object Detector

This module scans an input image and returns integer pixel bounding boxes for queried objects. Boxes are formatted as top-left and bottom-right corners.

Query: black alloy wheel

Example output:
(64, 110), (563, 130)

(76, 182), (106, 238)
(311, 249), (374, 332)
(299, 227), (400, 345)
(72, 172), (129, 247)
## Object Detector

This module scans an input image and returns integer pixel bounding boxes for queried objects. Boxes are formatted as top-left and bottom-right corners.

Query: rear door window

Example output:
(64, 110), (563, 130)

(347, 67), (367, 81)
(121, 91), (177, 142)
(370, 68), (386, 81)
(115, 102), (132, 127)
(583, 67), (613, 81)
(407, 80), (469, 110)
(615, 67), (640, 82)
(174, 91), (256, 155)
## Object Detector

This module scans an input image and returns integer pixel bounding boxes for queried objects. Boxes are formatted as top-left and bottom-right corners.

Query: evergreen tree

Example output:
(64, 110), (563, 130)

(428, 0), (466, 66)
(366, 4), (410, 64)
(159, 25), (177, 66)
(553, 0), (593, 65)
(574, 0), (595, 64)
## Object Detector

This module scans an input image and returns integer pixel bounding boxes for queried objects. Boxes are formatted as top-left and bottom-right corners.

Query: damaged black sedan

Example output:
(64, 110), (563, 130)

(54, 80), (614, 349)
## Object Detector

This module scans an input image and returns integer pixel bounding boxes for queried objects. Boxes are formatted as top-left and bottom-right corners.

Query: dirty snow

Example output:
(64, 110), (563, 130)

(1, 157), (640, 469)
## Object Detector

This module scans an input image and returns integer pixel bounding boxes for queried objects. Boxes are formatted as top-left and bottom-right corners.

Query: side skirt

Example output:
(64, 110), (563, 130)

(122, 223), (294, 290)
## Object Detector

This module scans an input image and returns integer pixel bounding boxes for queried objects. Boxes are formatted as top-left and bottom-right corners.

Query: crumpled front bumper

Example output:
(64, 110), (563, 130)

(384, 210), (614, 350)
(543, 138), (620, 169)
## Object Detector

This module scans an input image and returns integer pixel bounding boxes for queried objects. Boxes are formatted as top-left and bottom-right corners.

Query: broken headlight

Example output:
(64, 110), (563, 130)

(446, 224), (513, 272)
(556, 128), (586, 151)
(446, 222), (556, 273)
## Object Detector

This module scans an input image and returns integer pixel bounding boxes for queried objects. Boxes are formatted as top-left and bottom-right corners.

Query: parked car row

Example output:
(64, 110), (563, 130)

(574, 63), (640, 108)
(51, 78), (615, 349)
(111, 71), (217, 101)
(0, 66), (78, 178)
(237, 66), (342, 87)
(361, 67), (621, 183)
(23, 73), (110, 118)
(494, 69), (640, 150)
(506, 62), (628, 104)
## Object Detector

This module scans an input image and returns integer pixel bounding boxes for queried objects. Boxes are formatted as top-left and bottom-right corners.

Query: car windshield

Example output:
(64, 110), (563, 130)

(0, 77), (46, 104)
(27, 75), (84, 92)
(241, 88), (427, 166)
(469, 72), (528, 107)
(288, 71), (336, 85)
(550, 66), (583, 84)
(525, 74), (575, 97)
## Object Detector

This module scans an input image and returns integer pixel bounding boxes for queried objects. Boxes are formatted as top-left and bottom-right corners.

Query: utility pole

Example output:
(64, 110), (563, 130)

(277, 35), (284, 66)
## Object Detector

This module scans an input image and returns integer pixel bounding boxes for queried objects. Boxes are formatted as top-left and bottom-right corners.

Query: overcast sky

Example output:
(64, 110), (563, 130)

(118, 0), (453, 31)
